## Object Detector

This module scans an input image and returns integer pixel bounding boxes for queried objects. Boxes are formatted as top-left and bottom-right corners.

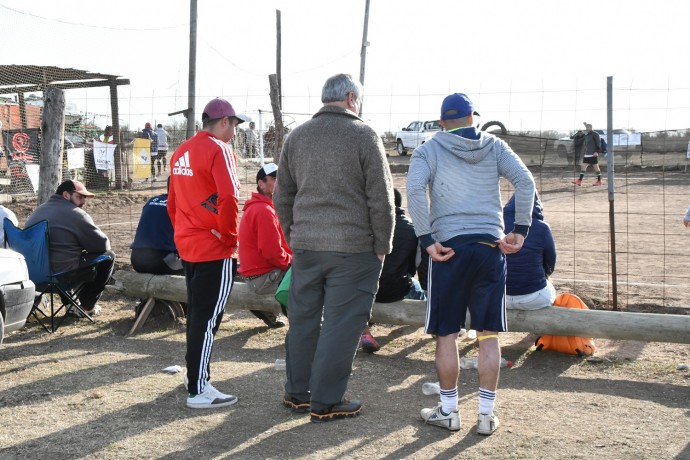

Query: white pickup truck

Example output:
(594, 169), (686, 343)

(395, 120), (507, 156)
(395, 120), (442, 156)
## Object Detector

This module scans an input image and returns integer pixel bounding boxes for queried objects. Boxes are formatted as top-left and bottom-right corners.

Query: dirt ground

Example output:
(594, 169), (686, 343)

(1, 159), (689, 459)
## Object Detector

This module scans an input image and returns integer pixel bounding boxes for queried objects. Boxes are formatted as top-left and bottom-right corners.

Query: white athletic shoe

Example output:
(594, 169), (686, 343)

(186, 383), (237, 409)
(420, 403), (461, 431)
(84, 305), (102, 316)
(476, 413), (500, 435)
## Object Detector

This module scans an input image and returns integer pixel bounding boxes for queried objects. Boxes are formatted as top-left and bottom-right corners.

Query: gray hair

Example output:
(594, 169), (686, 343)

(321, 73), (362, 103)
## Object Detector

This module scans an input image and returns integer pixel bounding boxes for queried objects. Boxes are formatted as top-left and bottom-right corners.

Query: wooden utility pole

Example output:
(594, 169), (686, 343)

(276, 9), (282, 110)
(186, 0), (197, 140)
(39, 87), (65, 205)
(268, 75), (284, 163)
(268, 9), (284, 163)
(358, 0), (371, 117)
(109, 81), (123, 189)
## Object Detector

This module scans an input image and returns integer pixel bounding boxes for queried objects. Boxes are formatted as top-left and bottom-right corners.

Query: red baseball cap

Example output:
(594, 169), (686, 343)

(202, 98), (247, 124)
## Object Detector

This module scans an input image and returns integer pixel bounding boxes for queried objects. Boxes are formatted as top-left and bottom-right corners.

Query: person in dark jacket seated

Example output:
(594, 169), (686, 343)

(361, 189), (426, 352)
(375, 188), (426, 303)
(130, 181), (182, 275)
(503, 192), (556, 310)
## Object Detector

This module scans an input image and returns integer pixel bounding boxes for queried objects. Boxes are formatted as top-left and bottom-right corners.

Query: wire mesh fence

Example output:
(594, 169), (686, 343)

(1, 67), (689, 312)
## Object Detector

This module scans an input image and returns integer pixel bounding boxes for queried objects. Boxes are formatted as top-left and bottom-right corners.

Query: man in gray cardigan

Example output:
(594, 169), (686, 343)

(274, 73), (394, 423)
(25, 180), (115, 316)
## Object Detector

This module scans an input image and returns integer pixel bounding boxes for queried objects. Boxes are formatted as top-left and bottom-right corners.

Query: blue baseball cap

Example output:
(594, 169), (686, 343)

(440, 93), (480, 120)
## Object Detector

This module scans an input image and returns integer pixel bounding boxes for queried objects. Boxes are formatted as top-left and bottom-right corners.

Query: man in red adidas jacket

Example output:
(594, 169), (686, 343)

(167, 98), (246, 409)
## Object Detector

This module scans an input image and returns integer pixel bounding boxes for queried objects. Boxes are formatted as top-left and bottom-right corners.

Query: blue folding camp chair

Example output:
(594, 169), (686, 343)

(3, 217), (113, 333)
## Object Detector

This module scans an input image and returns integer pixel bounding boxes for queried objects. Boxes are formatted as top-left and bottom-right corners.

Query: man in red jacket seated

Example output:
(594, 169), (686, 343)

(239, 163), (292, 328)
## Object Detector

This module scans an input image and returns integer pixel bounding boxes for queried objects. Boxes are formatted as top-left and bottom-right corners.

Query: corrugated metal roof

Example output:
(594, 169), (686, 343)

(0, 65), (129, 95)
(0, 65), (121, 86)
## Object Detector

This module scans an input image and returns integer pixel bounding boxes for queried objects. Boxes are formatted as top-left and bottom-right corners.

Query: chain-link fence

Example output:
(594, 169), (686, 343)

(1, 68), (689, 312)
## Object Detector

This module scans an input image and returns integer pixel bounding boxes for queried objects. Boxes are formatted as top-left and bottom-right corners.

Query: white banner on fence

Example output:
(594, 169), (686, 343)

(687, 141), (690, 159)
(93, 141), (117, 171)
(25, 164), (40, 192)
(612, 132), (641, 146)
(66, 147), (85, 170)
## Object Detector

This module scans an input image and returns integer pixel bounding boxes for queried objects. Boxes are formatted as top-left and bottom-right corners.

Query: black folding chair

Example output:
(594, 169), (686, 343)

(3, 218), (113, 333)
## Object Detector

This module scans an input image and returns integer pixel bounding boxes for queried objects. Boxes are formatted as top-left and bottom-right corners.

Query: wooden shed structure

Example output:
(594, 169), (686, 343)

(0, 65), (130, 189)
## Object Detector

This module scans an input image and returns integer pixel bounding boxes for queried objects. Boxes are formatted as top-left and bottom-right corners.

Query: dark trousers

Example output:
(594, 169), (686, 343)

(131, 248), (183, 275)
(285, 250), (382, 411)
(183, 257), (236, 395)
(76, 249), (115, 310)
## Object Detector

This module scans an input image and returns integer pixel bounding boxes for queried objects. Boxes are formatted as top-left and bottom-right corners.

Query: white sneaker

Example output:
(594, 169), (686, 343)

(186, 383), (237, 409)
(477, 413), (500, 435)
(69, 304), (101, 318)
(84, 305), (102, 316)
(420, 403), (461, 431)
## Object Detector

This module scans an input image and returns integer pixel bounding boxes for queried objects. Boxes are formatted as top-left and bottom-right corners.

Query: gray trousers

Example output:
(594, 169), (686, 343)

(284, 250), (383, 411)
(246, 268), (286, 295)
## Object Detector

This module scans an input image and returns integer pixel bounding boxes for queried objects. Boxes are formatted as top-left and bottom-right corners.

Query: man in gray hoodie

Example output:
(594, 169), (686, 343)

(274, 73), (394, 423)
(407, 93), (535, 436)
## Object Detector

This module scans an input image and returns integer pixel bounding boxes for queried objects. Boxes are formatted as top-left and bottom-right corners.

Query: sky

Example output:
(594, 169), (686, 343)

(2, 0), (690, 135)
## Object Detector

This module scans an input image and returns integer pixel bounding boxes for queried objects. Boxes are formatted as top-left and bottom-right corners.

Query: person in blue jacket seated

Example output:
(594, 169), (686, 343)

(130, 178), (182, 275)
(503, 192), (556, 310)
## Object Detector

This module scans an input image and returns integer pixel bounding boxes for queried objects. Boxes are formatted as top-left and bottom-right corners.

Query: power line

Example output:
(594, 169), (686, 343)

(0, 3), (187, 31)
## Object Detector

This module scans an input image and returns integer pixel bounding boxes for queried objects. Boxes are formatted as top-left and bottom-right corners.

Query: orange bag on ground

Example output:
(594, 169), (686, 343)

(534, 293), (596, 356)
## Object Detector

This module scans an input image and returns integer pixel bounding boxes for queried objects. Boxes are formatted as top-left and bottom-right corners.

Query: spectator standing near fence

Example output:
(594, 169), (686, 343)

(570, 129), (585, 167)
(167, 98), (247, 409)
(573, 123), (602, 186)
(238, 163), (291, 328)
(407, 92), (535, 435)
(99, 125), (115, 144)
(245, 122), (258, 158)
(684, 206), (690, 228)
(274, 73), (394, 422)
(155, 124), (170, 175)
(139, 122), (159, 182)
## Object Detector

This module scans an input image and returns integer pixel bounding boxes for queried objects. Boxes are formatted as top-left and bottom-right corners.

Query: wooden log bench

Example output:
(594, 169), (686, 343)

(109, 270), (690, 343)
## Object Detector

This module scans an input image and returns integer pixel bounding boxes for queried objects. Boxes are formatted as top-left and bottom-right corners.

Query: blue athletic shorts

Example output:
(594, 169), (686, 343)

(425, 236), (507, 336)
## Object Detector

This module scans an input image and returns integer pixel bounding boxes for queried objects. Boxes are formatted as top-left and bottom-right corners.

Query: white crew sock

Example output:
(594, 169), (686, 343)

(478, 387), (496, 415)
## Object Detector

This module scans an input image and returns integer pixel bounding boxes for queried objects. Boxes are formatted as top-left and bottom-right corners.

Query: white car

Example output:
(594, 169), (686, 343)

(0, 248), (36, 344)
